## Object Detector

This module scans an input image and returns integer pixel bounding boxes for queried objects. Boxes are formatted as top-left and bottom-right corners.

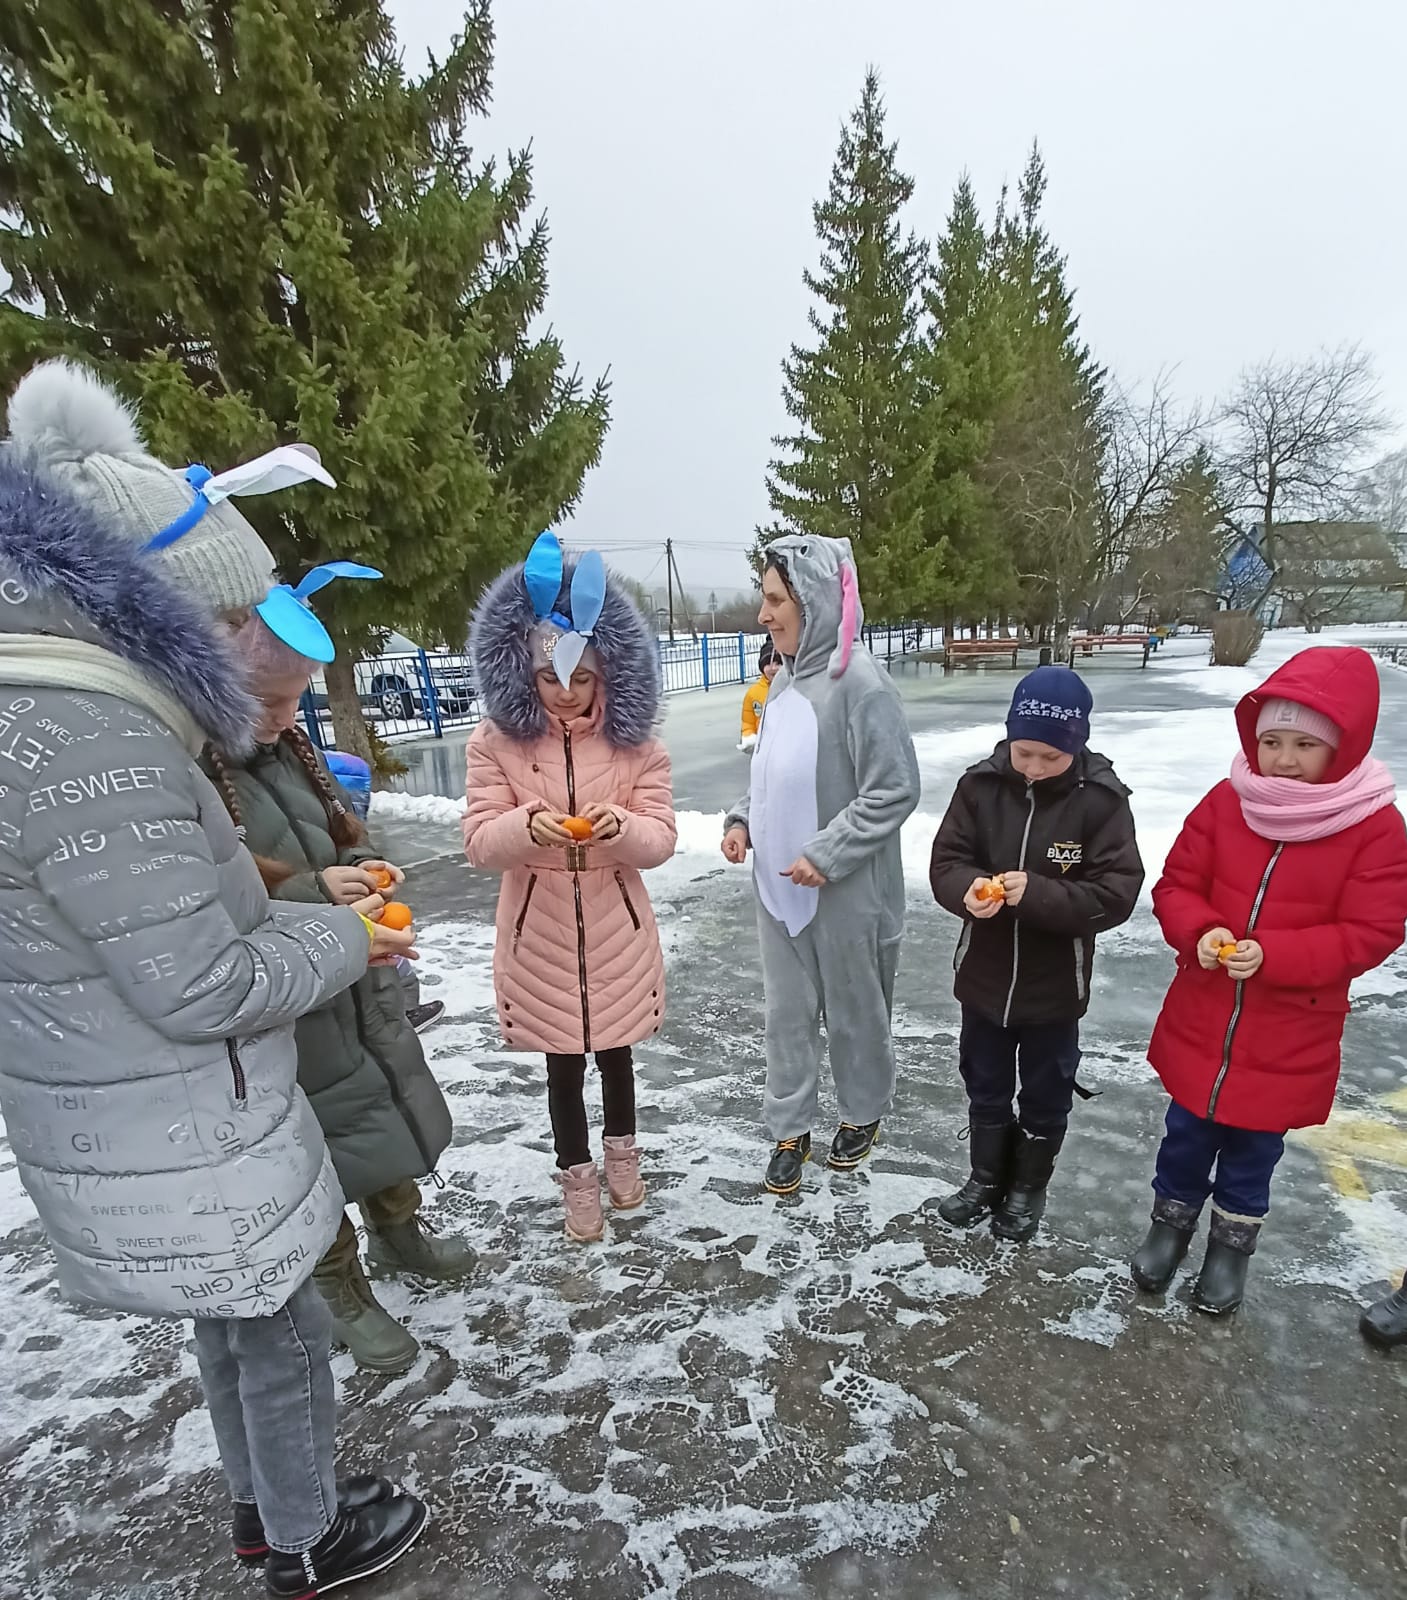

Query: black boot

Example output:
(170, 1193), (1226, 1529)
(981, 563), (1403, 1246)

(1359, 1284), (1407, 1349)
(826, 1120), (881, 1171)
(764, 1134), (811, 1195)
(939, 1121), (1015, 1227)
(990, 1126), (1063, 1243)
(1130, 1196), (1201, 1293)
(1191, 1209), (1261, 1316)
(264, 1493), (429, 1598)
(233, 1474), (396, 1565)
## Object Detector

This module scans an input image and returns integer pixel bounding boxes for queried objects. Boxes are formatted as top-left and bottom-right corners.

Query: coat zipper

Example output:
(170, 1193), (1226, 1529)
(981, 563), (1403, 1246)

(1207, 841), (1284, 1118)
(513, 874), (539, 950)
(226, 1038), (247, 1102)
(614, 871), (642, 931)
(563, 727), (592, 1053)
(1001, 784), (1037, 1027)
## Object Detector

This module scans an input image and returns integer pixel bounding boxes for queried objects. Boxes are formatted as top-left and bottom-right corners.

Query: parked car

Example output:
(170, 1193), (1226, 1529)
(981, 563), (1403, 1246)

(307, 633), (477, 725)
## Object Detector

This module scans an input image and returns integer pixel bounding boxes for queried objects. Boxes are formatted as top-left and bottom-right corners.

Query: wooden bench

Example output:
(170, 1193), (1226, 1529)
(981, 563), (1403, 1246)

(1069, 634), (1153, 669)
(943, 638), (1022, 673)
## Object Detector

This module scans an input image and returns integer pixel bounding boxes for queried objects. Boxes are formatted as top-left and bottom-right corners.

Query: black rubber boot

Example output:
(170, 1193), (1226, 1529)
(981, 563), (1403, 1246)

(990, 1126), (1064, 1243)
(1360, 1284), (1407, 1349)
(939, 1121), (1015, 1227)
(1130, 1196), (1201, 1293)
(264, 1493), (429, 1598)
(233, 1475), (396, 1565)
(1191, 1209), (1261, 1316)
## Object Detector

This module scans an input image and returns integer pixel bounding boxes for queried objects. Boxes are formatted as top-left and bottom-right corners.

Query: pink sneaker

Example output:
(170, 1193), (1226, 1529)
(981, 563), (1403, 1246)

(556, 1161), (604, 1242)
(602, 1134), (646, 1210)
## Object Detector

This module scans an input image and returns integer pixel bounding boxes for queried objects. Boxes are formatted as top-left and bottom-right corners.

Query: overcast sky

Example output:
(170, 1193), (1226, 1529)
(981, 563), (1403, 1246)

(388, 0), (1407, 601)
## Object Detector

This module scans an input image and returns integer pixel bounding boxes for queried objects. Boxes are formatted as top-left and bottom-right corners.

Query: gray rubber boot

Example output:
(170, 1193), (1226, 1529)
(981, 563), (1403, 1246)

(365, 1216), (477, 1280)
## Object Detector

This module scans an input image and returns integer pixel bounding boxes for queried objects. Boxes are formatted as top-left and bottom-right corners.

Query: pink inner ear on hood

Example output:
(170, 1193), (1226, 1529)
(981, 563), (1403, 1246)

(834, 562), (858, 676)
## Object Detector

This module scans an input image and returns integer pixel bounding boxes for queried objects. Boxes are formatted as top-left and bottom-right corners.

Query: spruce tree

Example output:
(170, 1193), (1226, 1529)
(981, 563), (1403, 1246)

(983, 147), (1106, 646)
(759, 70), (932, 619)
(920, 174), (1021, 631)
(0, 0), (609, 755)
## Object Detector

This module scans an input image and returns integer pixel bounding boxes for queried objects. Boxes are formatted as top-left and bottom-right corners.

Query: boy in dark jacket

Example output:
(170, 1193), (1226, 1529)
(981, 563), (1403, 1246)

(929, 667), (1143, 1241)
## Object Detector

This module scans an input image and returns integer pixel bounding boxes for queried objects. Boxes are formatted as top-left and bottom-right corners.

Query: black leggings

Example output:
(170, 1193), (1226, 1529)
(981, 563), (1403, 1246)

(545, 1047), (635, 1169)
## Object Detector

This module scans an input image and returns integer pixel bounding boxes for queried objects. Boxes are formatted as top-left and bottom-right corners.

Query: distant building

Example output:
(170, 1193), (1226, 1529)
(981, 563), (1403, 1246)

(1217, 521), (1405, 629)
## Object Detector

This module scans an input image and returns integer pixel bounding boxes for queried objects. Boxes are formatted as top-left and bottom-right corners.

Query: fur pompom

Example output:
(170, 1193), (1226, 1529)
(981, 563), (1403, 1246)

(7, 358), (143, 465)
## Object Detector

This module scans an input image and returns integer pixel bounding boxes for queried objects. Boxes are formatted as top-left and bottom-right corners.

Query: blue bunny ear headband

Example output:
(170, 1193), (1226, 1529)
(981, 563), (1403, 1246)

(256, 561), (383, 663)
(523, 530), (607, 688)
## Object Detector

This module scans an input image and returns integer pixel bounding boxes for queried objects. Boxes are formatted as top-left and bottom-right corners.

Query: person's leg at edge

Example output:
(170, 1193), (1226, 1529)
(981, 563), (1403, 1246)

(757, 909), (823, 1190)
(1134, 1101), (1225, 1298)
(227, 1278), (338, 1553)
(547, 1052), (603, 1240)
(957, 1008), (1020, 1128)
(990, 1019), (1080, 1240)
(192, 1315), (257, 1509)
(816, 918), (897, 1169)
(598, 1047), (644, 1207)
(1192, 1121), (1283, 1313)
(597, 1047), (636, 1140)
(545, 1053), (592, 1169)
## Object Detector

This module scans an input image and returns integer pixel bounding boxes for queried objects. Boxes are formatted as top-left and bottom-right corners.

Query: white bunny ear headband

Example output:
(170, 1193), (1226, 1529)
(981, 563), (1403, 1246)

(144, 444), (336, 552)
(523, 530), (607, 688)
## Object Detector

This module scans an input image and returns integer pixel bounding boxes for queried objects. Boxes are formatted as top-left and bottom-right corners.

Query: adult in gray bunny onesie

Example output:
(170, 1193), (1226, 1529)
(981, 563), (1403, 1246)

(723, 535), (920, 1194)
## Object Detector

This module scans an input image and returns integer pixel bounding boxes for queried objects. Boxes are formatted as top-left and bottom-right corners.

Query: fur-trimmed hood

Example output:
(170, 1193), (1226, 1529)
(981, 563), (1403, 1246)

(0, 454), (256, 750)
(471, 552), (661, 747)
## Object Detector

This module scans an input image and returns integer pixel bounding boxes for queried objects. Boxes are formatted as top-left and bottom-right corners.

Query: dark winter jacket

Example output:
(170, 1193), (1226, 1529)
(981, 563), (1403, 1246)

(202, 739), (452, 1199)
(930, 745), (1144, 1025)
(1150, 648), (1407, 1132)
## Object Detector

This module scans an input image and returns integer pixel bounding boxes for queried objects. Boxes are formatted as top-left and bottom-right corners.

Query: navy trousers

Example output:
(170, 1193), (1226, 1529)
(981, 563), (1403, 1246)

(1153, 1100), (1285, 1218)
(958, 1007), (1082, 1137)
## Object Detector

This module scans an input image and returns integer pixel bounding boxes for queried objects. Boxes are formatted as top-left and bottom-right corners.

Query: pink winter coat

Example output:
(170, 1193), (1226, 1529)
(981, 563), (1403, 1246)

(463, 712), (676, 1055)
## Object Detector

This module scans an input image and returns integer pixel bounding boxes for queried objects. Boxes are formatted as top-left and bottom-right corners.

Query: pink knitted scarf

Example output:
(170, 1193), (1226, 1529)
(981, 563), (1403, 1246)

(1228, 751), (1397, 842)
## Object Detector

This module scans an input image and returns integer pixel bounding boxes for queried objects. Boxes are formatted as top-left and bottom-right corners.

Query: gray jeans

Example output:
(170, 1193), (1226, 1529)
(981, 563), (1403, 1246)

(192, 1277), (338, 1553)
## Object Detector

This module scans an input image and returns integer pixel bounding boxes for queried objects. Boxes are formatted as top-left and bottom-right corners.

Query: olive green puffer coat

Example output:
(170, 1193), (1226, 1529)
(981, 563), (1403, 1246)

(202, 739), (452, 1201)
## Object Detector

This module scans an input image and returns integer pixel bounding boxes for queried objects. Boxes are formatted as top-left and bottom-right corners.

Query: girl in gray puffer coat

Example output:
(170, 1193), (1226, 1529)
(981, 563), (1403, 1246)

(0, 361), (427, 1596)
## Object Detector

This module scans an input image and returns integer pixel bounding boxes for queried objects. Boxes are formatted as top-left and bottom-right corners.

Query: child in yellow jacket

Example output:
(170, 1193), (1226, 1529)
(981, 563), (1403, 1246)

(739, 642), (780, 751)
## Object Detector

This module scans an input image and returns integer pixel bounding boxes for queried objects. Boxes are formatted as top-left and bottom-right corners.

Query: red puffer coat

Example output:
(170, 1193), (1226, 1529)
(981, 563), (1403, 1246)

(1149, 647), (1407, 1132)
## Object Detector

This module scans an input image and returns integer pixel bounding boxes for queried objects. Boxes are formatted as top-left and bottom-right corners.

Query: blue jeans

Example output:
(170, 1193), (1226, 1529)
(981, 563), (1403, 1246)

(192, 1277), (338, 1553)
(958, 1007), (1082, 1135)
(1153, 1100), (1285, 1218)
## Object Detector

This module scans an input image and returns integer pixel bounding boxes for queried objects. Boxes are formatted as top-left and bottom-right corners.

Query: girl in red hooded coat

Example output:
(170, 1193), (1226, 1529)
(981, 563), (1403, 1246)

(1132, 646), (1407, 1315)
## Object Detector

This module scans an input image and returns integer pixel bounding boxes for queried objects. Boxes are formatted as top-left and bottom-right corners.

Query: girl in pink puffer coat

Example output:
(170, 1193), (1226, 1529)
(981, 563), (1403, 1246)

(464, 533), (676, 1242)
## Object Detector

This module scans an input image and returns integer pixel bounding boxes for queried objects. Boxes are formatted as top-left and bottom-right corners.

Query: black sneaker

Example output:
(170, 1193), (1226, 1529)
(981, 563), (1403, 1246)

(406, 1001), (444, 1034)
(264, 1493), (429, 1597)
(826, 1120), (881, 1171)
(764, 1134), (812, 1195)
(234, 1474), (396, 1565)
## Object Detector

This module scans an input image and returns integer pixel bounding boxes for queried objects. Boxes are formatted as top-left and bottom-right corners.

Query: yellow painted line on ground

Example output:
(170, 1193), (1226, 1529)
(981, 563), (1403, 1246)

(1293, 1110), (1407, 1173)
(1321, 1152), (1372, 1201)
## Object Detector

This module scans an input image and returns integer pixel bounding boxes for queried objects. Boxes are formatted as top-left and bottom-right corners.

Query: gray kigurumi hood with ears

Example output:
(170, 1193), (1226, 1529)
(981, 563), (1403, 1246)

(471, 542), (663, 748)
(764, 534), (866, 681)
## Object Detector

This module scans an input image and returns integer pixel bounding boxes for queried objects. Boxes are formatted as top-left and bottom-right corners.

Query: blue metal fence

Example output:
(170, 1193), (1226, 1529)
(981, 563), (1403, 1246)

(301, 623), (935, 747)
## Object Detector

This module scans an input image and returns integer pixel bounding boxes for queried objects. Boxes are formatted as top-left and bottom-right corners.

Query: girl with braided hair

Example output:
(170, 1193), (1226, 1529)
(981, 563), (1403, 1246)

(205, 603), (464, 1376)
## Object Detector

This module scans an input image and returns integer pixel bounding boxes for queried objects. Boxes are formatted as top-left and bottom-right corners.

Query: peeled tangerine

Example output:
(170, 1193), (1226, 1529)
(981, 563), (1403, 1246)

(377, 902), (414, 930)
(1216, 942), (1239, 963)
(562, 816), (594, 842)
(368, 867), (394, 891)
(975, 877), (1006, 903)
